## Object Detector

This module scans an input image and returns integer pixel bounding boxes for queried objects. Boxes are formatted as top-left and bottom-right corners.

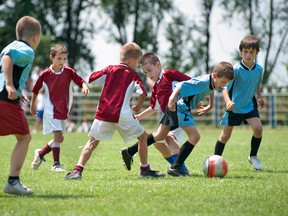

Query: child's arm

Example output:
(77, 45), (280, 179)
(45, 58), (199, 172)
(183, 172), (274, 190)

(132, 93), (146, 112)
(168, 87), (180, 112)
(134, 106), (157, 121)
(2, 55), (18, 100)
(257, 86), (264, 108)
(81, 82), (89, 96)
(222, 88), (234, 111)
(197, 92), (214, 115)
(30, 93), (38, 116)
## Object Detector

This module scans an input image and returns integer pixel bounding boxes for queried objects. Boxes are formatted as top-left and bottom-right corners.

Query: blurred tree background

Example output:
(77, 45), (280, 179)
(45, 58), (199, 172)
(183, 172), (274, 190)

(0, 0), (287, 86)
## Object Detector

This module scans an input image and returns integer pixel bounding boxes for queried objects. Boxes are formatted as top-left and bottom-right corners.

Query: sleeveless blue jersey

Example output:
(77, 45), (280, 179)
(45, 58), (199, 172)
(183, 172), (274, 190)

(0, 40), (35, 103)
(226, 61), (263, 114)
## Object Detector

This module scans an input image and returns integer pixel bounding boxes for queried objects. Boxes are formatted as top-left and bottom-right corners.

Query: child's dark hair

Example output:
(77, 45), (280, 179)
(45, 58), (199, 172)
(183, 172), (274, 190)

(139, 53), (160, 66)
(214, 61), (234, 80)
(50, 44), (68, 57)
(239, 35), (260, 52)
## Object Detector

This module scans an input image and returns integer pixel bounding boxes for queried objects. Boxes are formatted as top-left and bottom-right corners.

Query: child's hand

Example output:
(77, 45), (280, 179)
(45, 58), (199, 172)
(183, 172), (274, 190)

(226, 101), (235, 111)
(6, 85), (18, 100)
(168, 98), (176, 112)
(81, 83), (89, 96)
(197, 104), (212, 115)
(21, 94), (29, 103)
(30, 105), (37, 116)
(132, 105), (141, 112)
(258, 98), (265, 108)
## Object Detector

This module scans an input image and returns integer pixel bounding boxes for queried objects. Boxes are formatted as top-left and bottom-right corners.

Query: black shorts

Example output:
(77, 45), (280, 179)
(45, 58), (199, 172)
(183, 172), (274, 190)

(224, 108), (260, 126)
(159, 106), (179, 130)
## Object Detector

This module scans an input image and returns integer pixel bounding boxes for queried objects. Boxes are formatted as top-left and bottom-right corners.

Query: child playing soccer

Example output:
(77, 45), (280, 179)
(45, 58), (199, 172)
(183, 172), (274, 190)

(66, 43), (165, 180)
(30, 44), (89, 172)
(120, 53), (214, 174)
(213, 35), (265, 170)
(0, 16), (41, 195)
(167, 61), (234, 176)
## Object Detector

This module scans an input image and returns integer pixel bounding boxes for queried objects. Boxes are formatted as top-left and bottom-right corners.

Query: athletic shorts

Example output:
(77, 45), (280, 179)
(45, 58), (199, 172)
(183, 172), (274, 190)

(89, 118), (144, 144)
(43, 117), (66, 135)
(0, 100), (29, 136)
(159, 106), (179, 130)
(220, 108), (260, 126)
(36, 110), (44, 119)
(157, 127), (185, 145)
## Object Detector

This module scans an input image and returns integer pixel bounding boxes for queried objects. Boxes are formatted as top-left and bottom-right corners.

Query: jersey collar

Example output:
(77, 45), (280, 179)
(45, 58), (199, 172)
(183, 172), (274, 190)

(50, 65), (65, 74)
(156, 69), (164, 84)
(240, 60), (256, 70)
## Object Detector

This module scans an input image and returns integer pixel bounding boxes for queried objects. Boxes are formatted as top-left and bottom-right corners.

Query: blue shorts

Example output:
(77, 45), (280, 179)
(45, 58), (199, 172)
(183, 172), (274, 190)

(220, 108), (260, 126)
(36, 110), (44, 119)
(176, 101), (196, 127)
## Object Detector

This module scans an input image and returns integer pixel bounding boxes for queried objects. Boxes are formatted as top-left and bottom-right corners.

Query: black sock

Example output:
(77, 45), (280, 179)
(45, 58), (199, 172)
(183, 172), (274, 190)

(8, 176), (20, 185)
(214, 140), (226, 156)
(171, 141), (194, 169)
(250, 136), (262, 156)
(127, 134), (155, 156)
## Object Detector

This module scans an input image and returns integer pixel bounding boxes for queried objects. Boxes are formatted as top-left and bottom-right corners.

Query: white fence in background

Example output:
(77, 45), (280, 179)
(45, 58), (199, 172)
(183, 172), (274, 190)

(23, 91), (288, 128)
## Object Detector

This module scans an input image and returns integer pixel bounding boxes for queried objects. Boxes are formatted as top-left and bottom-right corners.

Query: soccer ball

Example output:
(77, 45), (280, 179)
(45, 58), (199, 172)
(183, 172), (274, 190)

(202, 155), (228, 178)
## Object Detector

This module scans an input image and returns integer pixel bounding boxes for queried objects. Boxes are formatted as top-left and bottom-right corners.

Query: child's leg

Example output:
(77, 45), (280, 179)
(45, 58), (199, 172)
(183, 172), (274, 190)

(171, 126), (199, 170)
(246, 117), (263, 156)
(51, 130), (64, 164)
(10, 134), (31, 177)
(76, 137), (99, 167)
(137, 132), (148, 166)
(214, 126), (233, 155)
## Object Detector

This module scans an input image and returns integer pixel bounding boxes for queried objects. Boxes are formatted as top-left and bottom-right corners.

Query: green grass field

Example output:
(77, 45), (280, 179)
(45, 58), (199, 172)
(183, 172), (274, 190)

(0, 127), (287, 216)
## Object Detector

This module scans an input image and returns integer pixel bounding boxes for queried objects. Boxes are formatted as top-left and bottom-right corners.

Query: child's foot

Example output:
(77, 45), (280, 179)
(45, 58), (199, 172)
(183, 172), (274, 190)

(66, 170), (82, 180)
(120, 147), (133, 171)
(31, 149), (46, 170)
(248, 156), (263, 170)
(51, 163), (66, 172)
(140, 169), (165, 178)
(4, 182), (33, 195)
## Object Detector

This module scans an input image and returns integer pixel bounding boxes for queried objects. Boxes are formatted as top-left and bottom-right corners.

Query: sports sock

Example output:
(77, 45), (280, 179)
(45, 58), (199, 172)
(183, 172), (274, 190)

(127, 133), (155, 156)
(171, 141), (194, 169)
(140, 163), (150, 173)
(250, 136), (262, 156)
(214, 140), (225, 156)
(74, 164), (84, 172)
(8, 176), (20, 185)
(39, 144), (52, 158)
(172, 154), (188, 171)
(165, 156), (174, 164)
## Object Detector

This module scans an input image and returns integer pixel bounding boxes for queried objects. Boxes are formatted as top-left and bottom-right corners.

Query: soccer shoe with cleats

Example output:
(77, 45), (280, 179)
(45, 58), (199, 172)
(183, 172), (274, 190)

(120, 147), (133, 171)
(167, 167), (188, 177)
(31, 149), (46, 170)
(4, 182), (33, 195)
(248, 156), (263, 170)
(140, 169), (165, 178)
(66, 170), (82, 180)
(51, 163), (66, 172)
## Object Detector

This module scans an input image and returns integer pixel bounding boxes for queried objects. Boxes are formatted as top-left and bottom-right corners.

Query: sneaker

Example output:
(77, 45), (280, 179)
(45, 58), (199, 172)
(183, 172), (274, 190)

(51, 163), (66, 172)
(31, 149), (46, 170)
(140, 169), (165, 178)
(120, 147), (133, 171)
(167, 167), (186, 177)
(66, 170), (82, 180)
(248, 156), (263, 170)
(4, 182), (33, 195)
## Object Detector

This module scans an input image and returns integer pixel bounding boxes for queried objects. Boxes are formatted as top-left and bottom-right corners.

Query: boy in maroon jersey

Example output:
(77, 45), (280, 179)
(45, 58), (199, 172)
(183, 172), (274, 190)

(120, 53), (214, 175)
(30, 44), (89, 172)
(66, 43), (165, 179)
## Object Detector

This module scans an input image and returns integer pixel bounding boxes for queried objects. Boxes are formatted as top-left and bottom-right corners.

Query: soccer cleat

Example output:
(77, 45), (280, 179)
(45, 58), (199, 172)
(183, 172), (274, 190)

(51, 163), (66, 172)
(66, 170), (82, 180)
(248, 156), (263, 170)
(167, 167), (187, 177)
(4, 182), (33, 195)
(120, 147), (133, 171)
(31, 149), (46, 170)
(140, 169), (165, 178)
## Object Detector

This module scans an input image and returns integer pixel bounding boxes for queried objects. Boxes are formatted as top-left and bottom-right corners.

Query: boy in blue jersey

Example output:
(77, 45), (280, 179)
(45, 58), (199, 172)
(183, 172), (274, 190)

(167, 62), (234, 176)
(0, 16), (41, 195)
(213, 35), (265, 170)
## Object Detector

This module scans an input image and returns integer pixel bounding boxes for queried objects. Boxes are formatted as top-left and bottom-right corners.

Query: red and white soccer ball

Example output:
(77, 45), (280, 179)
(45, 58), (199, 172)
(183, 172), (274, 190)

(202, 155), (228, 178)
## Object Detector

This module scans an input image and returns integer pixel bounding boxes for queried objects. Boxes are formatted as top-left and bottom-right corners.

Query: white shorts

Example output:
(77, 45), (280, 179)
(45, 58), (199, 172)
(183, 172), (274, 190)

(158, 127), (185, 145)
(88, 118), (144, 144)
(43, 117), (66, 135)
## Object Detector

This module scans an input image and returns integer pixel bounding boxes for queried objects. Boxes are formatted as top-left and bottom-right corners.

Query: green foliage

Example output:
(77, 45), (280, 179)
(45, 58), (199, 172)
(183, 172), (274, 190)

(0, 128), (287, 216)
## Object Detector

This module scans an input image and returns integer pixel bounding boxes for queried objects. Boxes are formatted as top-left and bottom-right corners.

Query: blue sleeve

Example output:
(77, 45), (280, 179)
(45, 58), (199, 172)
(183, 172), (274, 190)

(176, 79), (208, 97)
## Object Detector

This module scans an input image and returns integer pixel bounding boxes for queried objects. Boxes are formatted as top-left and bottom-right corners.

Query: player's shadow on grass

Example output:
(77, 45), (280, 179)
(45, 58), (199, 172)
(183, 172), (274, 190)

(262, 169), (288, 174)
